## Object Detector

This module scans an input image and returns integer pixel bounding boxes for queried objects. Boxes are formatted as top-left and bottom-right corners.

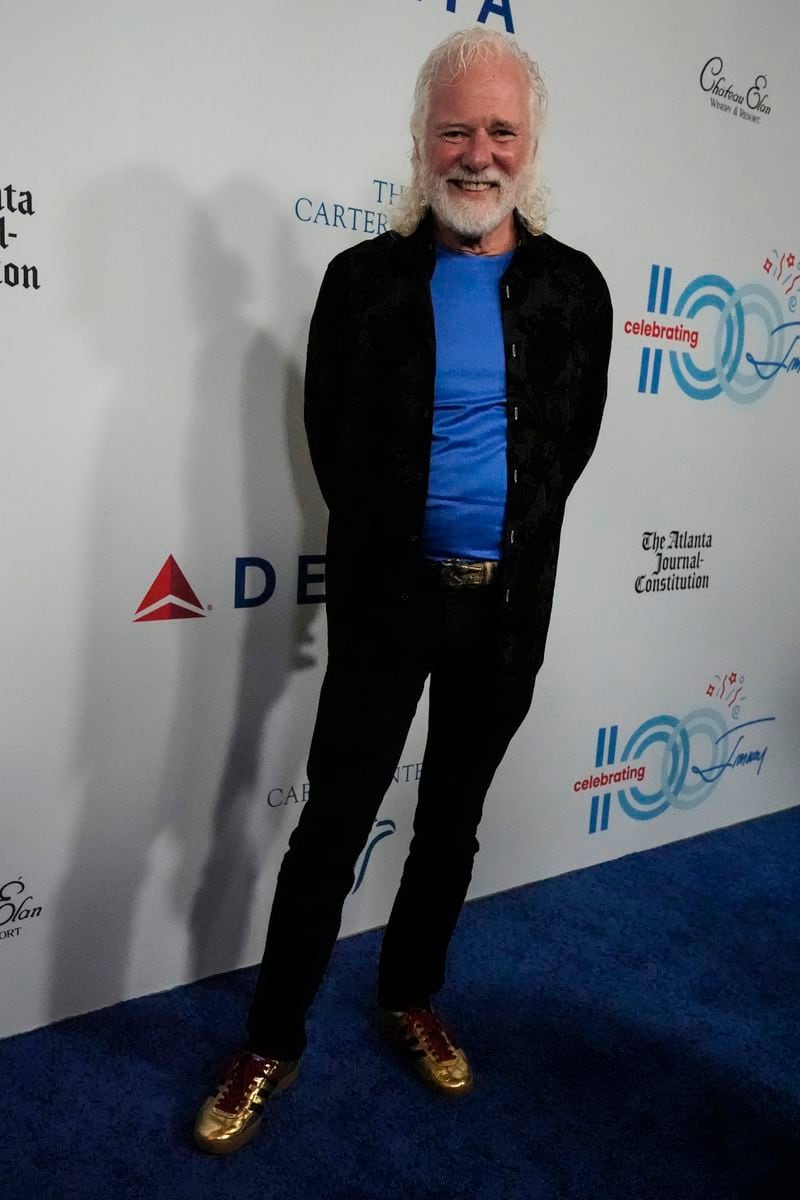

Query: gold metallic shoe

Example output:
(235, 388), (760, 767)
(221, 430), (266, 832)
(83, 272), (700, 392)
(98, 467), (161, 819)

(381, 1006), (473, 1095)
(194, 1050), (299, 1154)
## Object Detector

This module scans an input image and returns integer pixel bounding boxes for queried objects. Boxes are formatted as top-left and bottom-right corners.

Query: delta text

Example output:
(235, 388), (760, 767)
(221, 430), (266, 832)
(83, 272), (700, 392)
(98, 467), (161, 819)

(416, 0), (515, 34)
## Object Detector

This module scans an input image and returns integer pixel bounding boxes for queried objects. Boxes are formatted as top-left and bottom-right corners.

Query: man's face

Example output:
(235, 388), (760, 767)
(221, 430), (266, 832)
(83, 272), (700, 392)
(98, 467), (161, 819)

(421, 56), (535, 241)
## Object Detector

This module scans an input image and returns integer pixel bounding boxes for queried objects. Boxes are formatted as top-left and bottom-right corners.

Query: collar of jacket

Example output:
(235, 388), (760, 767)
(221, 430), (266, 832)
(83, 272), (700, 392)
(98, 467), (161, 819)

(387, 208), (548, 278)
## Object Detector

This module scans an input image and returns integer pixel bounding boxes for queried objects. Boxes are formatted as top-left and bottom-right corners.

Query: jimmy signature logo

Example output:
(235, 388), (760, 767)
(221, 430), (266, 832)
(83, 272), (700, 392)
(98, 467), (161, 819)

(691, 717), (773, 783)
(747, 322), (800, 379)
(582, 698), (775, 835)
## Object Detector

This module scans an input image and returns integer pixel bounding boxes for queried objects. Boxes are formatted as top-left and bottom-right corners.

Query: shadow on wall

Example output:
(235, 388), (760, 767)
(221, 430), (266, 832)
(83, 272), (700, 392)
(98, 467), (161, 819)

(49, 167), (325, 1025)
(183, 181), (326, 983)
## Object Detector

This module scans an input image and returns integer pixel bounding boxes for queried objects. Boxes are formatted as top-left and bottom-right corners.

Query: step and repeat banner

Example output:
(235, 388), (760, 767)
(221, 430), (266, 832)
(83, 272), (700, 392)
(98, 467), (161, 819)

(2, 0), (799, 1038)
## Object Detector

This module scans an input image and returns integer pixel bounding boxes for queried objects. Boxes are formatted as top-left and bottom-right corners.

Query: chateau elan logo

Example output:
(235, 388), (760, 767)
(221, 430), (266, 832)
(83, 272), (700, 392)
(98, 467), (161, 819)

(0, 877), (43, 941)
(699, 56), (772, 124)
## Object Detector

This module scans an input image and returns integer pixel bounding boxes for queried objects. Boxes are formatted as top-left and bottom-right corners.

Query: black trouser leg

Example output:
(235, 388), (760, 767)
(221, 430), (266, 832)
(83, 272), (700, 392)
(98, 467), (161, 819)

(377, 589), (536, 1010)
(246, 619), (430, 1060)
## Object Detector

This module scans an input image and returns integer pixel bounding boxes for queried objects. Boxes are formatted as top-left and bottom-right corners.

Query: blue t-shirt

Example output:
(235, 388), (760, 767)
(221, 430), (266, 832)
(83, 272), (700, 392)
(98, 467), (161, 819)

(421, 245), (513, 561)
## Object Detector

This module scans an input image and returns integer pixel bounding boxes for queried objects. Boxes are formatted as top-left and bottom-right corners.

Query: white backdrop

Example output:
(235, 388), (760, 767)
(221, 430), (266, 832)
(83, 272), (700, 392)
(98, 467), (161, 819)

(2, 0), (799, 1039)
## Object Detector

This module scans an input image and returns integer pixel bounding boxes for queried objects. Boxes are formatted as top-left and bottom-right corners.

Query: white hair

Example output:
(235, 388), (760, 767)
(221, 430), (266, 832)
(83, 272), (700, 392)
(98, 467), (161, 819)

(392, 26), (548, 237)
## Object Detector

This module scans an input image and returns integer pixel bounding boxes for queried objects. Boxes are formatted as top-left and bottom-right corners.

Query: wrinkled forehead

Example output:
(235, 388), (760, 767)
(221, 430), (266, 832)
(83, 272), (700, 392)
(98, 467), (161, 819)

(426, 56), (532, 130)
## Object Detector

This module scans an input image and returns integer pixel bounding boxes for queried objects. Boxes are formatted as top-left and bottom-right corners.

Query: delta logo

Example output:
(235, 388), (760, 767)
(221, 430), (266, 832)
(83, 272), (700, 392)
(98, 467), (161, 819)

(133, 555), (206, 622)
(574, 671), (775, 835)
(132, 553), (328, 623)
(624, 249), (800, 403)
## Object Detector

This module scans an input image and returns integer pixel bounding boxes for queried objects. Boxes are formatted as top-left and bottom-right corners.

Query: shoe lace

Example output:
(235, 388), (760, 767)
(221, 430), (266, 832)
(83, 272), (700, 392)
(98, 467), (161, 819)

(406, 1007), (458, 1064)
(214, 1053), (272, 1114)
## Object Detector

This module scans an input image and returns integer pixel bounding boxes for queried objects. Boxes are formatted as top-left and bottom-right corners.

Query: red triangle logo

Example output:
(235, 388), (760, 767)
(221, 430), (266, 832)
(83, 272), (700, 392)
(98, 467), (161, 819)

(133, 555), (205, 622)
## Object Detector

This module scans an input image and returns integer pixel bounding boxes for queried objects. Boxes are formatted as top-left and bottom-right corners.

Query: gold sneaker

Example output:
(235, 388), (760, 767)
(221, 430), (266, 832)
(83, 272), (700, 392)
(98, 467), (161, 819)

(194, 1050), (299, 1154)
(381, 1006), (473, 1095)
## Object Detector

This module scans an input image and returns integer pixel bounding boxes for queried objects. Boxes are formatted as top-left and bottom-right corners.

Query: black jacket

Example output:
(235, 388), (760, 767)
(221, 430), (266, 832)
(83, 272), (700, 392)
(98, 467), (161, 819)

(304, 214), (613, 677)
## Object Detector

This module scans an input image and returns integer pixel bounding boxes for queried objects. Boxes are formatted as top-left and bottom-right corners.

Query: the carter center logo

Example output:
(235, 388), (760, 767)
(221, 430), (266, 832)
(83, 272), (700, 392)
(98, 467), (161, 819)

(624, 250), (800, 403)
(573, 672), (775, 834)
(351, 819), (396, 894)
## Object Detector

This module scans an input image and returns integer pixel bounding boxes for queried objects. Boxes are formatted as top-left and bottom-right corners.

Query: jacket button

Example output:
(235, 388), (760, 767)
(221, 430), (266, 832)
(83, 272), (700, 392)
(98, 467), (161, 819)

(409, 533), (418, 543)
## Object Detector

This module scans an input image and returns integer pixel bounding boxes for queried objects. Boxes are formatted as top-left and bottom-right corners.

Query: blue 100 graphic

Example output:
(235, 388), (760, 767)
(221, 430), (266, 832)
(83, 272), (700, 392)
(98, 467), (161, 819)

(638, 263), (798, 403)
(585, 710), (775, 835)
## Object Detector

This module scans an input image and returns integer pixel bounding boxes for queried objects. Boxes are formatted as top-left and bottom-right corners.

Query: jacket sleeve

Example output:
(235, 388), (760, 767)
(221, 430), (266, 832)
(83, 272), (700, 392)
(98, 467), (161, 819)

(561, 272), (613, 497)
(303, 255), (349, 510)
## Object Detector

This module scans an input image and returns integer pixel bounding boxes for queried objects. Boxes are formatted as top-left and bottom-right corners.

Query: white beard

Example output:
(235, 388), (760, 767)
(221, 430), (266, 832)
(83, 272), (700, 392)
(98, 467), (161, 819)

(421, 160), (533, 239)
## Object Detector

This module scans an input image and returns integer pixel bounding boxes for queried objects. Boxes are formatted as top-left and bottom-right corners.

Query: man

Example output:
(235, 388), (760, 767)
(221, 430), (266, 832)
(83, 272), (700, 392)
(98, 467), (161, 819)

(195, 26), (612, 1153)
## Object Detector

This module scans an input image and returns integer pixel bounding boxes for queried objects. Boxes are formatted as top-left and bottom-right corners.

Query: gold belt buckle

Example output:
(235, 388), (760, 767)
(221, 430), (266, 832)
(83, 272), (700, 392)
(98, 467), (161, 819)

(440, 559), (494, 587)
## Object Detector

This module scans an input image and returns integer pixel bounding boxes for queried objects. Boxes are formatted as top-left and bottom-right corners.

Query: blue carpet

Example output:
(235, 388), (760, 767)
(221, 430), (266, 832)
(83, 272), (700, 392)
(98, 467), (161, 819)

(3, 808), (800, 1199)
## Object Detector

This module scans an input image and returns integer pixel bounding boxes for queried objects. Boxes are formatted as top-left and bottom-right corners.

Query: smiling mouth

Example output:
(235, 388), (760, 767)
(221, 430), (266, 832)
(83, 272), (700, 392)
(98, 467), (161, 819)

(449, 180), (498, 192)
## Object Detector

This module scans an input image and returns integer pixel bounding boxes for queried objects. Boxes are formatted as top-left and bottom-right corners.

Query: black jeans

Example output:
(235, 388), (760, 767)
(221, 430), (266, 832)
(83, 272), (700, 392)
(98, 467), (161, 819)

(246, 567), (537, 1059)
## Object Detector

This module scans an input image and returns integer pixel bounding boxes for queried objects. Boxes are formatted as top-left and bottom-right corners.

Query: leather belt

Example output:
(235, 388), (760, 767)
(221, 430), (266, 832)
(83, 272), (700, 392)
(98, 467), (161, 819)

(425, 558), (498, 588)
